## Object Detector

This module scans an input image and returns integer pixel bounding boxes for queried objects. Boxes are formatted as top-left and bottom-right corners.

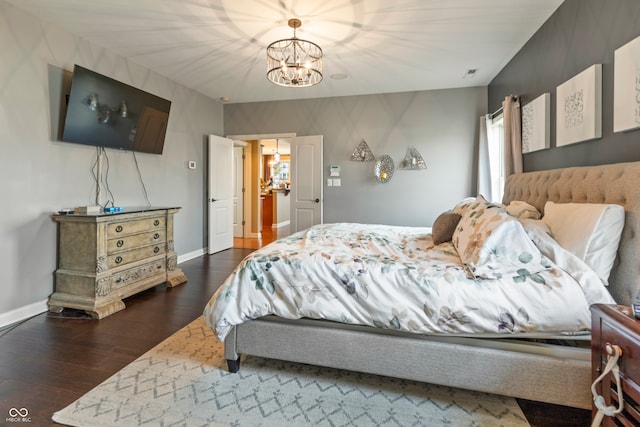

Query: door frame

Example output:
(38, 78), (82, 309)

(232, 142), (248, 238)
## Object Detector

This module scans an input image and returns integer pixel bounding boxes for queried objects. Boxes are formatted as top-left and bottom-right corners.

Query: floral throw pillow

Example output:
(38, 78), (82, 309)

(452, 197), (549, 279)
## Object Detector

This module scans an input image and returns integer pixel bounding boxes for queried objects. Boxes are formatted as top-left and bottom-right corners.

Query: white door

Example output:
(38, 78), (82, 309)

(289, 135), (323, 232)
(208, 135), (233, 254)
(232, 146), (244, 237)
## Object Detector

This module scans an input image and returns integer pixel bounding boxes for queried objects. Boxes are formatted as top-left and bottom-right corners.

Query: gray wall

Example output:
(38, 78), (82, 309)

(489, 0), (640, 171)
(0, 1), (223, 320)
(225, 87), (487, 227)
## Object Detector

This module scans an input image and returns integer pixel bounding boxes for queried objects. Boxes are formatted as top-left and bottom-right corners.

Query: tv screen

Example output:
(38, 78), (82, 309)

(62, 65), (171, 154)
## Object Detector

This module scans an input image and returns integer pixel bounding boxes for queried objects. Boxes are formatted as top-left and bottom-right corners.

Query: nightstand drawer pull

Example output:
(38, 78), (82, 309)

(154, 233), (160, 240)
(115, 225), (123, 233)
(153, 246), (160, 253)
(117, 240), (124, 247)
(154, 219), (160, 226)
(115, 256), (123, 264)
(591, 343), (623, 426)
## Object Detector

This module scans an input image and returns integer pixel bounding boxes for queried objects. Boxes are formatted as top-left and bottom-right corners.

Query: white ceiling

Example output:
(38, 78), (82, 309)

(7, 0), (564, 104)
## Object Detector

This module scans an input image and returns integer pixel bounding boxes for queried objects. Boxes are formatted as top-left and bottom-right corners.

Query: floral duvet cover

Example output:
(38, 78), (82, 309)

(204, 221), (615, 341)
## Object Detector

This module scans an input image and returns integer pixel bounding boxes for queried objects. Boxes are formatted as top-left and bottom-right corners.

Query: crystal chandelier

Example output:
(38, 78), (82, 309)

(266, 19), (323, 87)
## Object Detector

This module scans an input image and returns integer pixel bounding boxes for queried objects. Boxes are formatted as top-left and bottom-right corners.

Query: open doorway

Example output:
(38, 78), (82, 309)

(228, 134), (323, 247)
(228, 133), (324, 250)
(229, 133), (295, 249)
(258, 138), (291, 244)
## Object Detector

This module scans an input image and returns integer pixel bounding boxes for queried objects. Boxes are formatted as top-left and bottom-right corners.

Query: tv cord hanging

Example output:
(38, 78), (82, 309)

(90, 147), (116, 209)
(132, 150), (151, 208)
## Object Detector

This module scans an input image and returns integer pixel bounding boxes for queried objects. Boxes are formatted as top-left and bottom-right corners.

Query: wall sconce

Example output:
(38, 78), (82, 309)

(374, 154), (394, 183)
(399, 147), (427, 170)
(351, 139), (375, 161)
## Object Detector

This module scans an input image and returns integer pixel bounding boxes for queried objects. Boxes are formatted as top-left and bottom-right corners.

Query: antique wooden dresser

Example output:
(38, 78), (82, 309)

(49, 207), (187, 318)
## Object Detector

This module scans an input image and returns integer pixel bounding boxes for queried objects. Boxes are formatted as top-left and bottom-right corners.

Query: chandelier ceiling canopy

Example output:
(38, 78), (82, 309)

(266, 18), (323, 88)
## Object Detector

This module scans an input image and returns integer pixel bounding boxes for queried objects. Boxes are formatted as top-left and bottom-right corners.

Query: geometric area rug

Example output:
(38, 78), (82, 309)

(53, 317), (530, 427)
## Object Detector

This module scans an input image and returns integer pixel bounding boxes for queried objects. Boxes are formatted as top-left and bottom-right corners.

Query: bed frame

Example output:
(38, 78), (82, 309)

(224, 161), (640, 409)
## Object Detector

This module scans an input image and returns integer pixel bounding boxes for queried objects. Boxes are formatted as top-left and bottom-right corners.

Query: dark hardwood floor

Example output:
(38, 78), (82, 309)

(0, 247), (591, 426)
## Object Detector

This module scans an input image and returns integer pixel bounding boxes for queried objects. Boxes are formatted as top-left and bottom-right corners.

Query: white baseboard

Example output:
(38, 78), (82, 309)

(272, 220), (290, 229)
(178, 248), (206, 264)
(0, 299), (48, 329)
(0, 250), (206, 329)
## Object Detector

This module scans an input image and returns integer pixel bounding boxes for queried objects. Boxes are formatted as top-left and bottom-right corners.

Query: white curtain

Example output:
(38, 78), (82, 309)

(476, 114), (493, 201)
(502, 95), (523, 176)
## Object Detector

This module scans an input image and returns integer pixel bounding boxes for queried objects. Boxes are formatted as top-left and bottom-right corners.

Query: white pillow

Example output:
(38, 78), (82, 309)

(542, 201), (625, 284)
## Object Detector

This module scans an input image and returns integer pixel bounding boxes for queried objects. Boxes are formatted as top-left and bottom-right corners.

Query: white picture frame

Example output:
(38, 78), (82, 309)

(556, 64), (602, 146)
(522, 93), (550, 153)
(614, 35), (640, 133)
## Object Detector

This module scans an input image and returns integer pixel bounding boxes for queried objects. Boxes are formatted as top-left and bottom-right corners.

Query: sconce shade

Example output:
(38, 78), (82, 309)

(399, 147), (427, 170)
(351, 139), (375, 161)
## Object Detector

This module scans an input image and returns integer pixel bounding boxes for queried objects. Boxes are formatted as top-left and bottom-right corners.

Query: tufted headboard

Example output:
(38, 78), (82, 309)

(503, 161), (640, 305)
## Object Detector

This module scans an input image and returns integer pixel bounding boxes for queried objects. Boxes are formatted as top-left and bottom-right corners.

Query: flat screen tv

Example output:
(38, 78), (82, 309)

(62, 65), (171, 154)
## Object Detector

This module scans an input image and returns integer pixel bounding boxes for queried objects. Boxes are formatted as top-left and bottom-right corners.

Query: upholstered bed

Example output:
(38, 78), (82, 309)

(204, 161), (640, 409)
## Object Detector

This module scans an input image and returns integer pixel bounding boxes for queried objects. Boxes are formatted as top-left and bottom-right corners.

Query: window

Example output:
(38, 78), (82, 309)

(487, 114), (506, 203)
(272, 161), (289, 185)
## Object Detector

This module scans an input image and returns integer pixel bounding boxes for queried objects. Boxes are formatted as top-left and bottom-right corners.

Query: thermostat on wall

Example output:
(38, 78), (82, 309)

(188, 160), (196, 170)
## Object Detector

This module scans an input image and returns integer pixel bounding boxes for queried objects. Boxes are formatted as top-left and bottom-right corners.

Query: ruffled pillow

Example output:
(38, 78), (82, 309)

(505, 200), (541, 220)
(452, 197), (549, 279)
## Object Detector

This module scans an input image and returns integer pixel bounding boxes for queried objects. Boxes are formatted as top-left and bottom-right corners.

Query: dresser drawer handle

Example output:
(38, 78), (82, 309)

(154, 219), (160, 226)
(115, 256), (123, 264)
(115, 225), (123, 233)
(154, 233), (160, 240)
(117, 240), (124, 247)
(153, 246), (160, 253)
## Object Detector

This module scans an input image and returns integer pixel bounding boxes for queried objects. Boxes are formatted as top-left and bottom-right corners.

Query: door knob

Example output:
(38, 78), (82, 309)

(210, 198), (217, 202)
(315, 198), (320, 203)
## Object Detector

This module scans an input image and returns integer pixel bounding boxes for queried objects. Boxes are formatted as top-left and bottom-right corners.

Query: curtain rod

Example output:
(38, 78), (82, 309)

(489, 95), (518, 119)
(489, 107), (503, 119)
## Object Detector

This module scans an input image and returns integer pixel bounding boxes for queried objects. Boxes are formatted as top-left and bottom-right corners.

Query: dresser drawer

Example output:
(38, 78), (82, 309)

(106, 244), (166, 268)
(107, 217), (165, 237)
(107, 230), (166, 253)
(111, 258), (166, 291)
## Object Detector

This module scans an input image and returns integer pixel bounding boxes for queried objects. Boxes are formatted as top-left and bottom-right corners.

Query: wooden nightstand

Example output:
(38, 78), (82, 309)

(591, 304), (640, 425)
